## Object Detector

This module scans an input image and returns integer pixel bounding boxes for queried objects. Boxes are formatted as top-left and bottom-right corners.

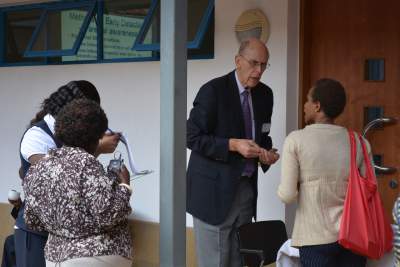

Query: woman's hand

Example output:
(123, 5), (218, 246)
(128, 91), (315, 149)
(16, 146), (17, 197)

(118, 165), (130, 186)
(259, 148), (280, 165)
(95, 132), (121, 156)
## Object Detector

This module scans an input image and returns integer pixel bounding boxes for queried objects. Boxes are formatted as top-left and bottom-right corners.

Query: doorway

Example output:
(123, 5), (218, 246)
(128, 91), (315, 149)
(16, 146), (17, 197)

(300, 0), (400, 218)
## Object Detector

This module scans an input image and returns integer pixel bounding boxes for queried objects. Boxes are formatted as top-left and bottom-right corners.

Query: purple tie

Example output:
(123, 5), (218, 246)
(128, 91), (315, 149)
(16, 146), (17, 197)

(241, 90), (255, 177)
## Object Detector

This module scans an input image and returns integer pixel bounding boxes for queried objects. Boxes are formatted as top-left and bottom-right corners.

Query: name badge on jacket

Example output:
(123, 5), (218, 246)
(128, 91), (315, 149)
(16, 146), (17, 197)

(262, 123), (271, 133)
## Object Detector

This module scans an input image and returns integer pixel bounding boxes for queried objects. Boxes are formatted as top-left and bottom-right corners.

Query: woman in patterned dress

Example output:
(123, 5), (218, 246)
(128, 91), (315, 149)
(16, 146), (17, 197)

(16, 80), (121, 267)
(23, 99), (133, 267)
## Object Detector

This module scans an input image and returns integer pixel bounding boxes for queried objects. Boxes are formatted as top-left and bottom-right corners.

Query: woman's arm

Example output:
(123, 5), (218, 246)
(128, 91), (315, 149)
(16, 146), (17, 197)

(28, 154), (45, 164)
(82, 158), (132, 229)
(277, 135), (300, 204)
(94, 132), (121, 157)
(20, 126), (55, 163)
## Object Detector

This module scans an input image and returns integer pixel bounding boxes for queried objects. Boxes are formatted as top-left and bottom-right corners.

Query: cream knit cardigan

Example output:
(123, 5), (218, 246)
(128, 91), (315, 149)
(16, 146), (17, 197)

(278, 124), (371, 247)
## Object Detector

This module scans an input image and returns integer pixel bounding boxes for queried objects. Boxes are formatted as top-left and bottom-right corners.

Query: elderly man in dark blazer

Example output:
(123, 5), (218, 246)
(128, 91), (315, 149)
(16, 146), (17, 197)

(187, 37), (280, 267)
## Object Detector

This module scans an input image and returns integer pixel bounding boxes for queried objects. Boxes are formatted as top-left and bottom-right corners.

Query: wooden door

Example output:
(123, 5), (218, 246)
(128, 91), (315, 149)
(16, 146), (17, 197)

(301, 0), (400, 218)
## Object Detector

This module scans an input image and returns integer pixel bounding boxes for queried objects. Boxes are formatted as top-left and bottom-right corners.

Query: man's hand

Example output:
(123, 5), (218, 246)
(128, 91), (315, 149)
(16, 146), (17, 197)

(259, 148), (280, 165)
(118, 165), (130, 186)
(229, 139), (261, 158)
(96, 132), (121, 156)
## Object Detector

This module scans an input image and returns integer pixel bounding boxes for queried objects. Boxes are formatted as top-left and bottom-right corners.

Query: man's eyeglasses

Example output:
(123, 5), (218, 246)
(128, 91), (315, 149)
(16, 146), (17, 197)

(240, 54), (270, 70)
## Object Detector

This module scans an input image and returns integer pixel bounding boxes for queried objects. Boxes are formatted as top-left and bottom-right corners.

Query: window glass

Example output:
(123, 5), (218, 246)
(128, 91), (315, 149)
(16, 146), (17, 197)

(103, 0), (153, 59)
(61, 12), (97, 61)
(5, 9), (44, 63)
(30, 6), (92, 53)
(134, 0), (214, 57)
(141, 0), (211, 44)
(365, 58), (385, 81)
(0, 0), (214, 66)
(187, 0), (210, 42)
(139, 1), (159, 46)
(188, 11), (214, 58)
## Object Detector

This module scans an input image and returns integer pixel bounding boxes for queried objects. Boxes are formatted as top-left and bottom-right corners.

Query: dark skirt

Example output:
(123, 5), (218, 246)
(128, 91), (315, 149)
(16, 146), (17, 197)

(14, 229), (47, 267)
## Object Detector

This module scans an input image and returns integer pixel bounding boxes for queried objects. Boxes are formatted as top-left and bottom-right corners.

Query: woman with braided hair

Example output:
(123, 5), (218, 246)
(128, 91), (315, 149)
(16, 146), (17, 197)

(15, 80), (121, 267)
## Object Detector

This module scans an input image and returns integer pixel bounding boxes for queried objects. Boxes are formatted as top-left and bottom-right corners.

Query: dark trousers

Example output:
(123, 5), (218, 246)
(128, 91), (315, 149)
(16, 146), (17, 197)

(299, 242), (366, 267)
(1, 235), (16, 267)
(14, 229), (47, 267)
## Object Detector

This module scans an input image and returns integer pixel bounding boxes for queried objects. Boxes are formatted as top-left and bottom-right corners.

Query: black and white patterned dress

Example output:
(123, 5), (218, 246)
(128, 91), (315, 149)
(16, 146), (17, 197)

(23, 146), (132, 263)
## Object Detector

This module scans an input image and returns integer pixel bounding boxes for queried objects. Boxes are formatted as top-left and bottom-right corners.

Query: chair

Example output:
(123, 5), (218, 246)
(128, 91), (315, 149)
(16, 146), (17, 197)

(237, 220), (288, 267)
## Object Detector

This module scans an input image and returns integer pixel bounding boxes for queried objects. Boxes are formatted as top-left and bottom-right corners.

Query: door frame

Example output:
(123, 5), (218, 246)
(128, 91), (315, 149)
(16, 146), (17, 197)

(299, 0), (311, 128)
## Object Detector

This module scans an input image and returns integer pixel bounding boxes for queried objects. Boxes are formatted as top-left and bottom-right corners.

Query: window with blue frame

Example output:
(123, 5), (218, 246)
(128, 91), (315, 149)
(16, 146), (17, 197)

(5, 8), (44, 63)
(133, 0), (214, 58)
(0, 0), (214, 66)
(24, 1), (96, 58)
(61, 5), (98, 62)
(102, 0), (154, 60)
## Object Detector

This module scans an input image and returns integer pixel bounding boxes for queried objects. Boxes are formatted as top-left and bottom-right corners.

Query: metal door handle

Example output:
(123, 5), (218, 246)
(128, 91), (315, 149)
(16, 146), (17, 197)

(362, 117), (397, 136)
(375, 165), (397, 174)
(362, 117), (397, 175)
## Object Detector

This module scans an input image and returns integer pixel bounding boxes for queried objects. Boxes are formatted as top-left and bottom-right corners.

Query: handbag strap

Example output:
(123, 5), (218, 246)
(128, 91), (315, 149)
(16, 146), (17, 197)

(348, 130), (358, 171)
(357, 133), (377, 183)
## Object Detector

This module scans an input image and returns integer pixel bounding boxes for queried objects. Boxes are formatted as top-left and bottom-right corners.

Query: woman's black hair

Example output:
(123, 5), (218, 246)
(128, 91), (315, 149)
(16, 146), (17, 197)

(55, 99), (108, 153)
(311, 78), (347, 119)
(29, 80), (100, 126)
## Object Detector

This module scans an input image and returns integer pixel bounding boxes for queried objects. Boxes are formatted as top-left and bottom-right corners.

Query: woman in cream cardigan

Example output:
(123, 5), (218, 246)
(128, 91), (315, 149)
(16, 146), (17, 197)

(278, 78), (369, 267)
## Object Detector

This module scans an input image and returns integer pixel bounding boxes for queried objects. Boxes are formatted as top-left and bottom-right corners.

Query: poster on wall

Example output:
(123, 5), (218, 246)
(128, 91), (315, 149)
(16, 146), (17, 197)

(61, 10), (152, 61)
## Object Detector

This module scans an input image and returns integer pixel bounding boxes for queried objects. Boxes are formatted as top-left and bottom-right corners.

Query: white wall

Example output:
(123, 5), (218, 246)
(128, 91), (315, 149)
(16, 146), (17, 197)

(285, 0), (300, 236)
(0, 0), (297, 226)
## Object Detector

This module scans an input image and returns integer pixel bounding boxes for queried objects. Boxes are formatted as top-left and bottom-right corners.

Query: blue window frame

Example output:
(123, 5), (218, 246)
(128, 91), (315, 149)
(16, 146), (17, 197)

(25, 1), (96, 57)
(24, 1), (96, 57)
(132, 0), (215, 51)
(0, 0), (214, 67)
(1, 4), (46, 65)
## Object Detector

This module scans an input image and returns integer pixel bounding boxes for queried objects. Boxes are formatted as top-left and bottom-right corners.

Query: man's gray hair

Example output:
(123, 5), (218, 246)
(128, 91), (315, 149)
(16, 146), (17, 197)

(238, 39), (251, 55)
(237, 38), (268, 57)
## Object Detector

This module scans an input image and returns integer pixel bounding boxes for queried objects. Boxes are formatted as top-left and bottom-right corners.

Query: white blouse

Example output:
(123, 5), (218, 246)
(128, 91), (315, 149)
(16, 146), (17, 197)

(20, 114), (56, 161)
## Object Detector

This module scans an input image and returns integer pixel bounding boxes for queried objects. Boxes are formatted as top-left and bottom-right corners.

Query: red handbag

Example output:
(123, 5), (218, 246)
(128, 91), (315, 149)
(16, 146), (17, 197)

(338, 130), (393, 259)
